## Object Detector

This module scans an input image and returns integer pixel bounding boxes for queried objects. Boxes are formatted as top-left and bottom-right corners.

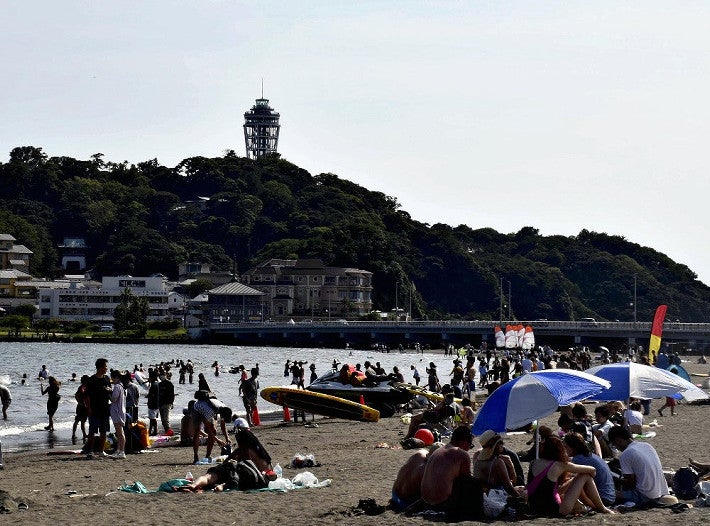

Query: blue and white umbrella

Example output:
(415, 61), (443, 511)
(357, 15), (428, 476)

(585, 361), (709, 402)
(471, 369), (611, 435)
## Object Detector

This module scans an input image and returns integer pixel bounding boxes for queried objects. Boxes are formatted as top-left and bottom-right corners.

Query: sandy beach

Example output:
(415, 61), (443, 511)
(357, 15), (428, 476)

(2, 357), (710, 525)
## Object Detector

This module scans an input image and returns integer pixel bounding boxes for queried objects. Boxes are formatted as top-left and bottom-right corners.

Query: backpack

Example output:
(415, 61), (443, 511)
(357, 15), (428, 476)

(673, 466), (700, 500)
(236, 460), (268, 490)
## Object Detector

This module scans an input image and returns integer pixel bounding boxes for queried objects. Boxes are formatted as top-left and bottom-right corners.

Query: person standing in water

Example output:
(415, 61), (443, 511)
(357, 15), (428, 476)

(0, 384), (11, 420)
(41, 376), (61, 431)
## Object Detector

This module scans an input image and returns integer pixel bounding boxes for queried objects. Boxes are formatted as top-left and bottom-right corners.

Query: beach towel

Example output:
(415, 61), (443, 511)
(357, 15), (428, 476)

(119, 474), (332, 494)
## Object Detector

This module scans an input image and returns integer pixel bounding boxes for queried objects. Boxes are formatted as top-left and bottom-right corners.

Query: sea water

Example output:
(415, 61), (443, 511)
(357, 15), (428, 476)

(0, 341), (457, 452)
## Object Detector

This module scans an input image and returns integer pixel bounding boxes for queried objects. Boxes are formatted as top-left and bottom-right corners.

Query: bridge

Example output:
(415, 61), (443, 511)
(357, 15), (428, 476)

(197, 320), (710, 351)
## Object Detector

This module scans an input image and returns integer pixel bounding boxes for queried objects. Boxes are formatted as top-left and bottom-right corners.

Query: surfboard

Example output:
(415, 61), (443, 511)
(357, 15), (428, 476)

(47, 449), (85, 456)
(260, 386), (380, 422)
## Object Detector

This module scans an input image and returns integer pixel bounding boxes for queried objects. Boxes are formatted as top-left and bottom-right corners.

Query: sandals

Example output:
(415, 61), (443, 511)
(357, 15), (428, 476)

(670, 503), (691, 513)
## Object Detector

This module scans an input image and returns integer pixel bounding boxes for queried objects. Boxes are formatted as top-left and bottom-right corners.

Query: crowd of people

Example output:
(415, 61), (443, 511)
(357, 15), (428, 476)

(389, 344), (696, 520)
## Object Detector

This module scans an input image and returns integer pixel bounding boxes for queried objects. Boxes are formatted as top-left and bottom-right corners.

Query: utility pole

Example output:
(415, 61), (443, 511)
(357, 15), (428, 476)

(499, 277), (504, 320)
(634, 275), (637, 323)
(409, 283), (413, 321)
(508, 281), (512, 320)
(395, 281), (399, 314)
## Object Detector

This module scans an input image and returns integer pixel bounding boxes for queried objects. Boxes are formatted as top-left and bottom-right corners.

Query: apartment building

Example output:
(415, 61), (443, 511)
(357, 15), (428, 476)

(240, 258), (373, 319)
(36, 275), (183, 323)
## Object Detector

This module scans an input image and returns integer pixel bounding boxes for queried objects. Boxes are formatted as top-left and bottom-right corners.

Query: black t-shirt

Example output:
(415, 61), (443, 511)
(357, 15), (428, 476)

(86, 374), (111, 417)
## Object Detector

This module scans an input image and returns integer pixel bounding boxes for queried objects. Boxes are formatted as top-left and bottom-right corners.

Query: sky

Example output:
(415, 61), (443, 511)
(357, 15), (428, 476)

(3, 2), (710, 283)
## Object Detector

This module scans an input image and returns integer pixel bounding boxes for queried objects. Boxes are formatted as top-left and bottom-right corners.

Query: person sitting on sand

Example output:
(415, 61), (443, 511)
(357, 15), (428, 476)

(458, 397), (475, 425)
(420, 425), (484, 521)
(405, 404), (456, 439)
(623, 400), (644, 434)
(391, 446), (437, 511)
(471, 430), (525, 498)
(179, 419), (274, 492)
(230, 418), (274, 473)
(527, 435), (616, 517)
(563, 432), (616, 506)
(608, 426), (670, 506)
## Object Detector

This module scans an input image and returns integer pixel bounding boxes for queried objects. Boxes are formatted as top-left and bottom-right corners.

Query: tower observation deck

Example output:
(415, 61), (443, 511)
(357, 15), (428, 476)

(243, 97), (280, 159)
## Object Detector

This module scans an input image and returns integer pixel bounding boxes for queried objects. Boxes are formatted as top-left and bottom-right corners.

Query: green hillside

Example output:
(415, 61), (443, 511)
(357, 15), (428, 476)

(2, 146), (709, 322)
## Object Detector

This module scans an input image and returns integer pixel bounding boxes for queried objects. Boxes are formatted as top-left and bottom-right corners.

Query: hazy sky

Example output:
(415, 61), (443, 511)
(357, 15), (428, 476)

(3, 2), (710, 283)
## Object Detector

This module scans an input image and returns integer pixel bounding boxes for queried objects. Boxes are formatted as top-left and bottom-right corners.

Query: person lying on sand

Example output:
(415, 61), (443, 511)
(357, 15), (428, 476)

(689, 458), (710, 478)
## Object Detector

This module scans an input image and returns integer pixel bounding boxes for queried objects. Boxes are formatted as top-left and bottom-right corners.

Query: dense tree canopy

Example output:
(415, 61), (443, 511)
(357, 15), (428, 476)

(2, 146), (710, 321)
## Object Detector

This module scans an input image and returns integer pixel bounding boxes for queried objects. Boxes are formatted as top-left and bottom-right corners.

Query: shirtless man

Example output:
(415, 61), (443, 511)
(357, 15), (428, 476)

(420, 425), (484, 520)
(391, 449), (429, 511)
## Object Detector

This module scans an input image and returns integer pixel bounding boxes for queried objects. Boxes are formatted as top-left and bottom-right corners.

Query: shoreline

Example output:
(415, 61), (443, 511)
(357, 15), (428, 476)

(1, 400), (709, 525)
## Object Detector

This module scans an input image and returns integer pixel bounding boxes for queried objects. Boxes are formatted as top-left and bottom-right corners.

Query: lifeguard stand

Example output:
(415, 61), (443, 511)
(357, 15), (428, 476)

(243, 96), (280, 159)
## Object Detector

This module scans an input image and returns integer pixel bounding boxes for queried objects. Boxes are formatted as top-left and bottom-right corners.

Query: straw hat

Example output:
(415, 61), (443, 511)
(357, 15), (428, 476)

(477, 430), (502, 460)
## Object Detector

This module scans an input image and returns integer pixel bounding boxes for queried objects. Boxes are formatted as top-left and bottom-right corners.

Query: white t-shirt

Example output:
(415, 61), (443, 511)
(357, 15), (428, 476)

(619, 441), (669, 499)
(624, 409), (643, 427)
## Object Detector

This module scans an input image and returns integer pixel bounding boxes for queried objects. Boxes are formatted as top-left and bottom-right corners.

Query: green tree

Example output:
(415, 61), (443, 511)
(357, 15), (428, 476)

(34, 317), (60, 337)
(185, 278), (214, 298)
(0, 315), (30, 336)
(113, 288), (150, 333)
(13, 304), (37, 318)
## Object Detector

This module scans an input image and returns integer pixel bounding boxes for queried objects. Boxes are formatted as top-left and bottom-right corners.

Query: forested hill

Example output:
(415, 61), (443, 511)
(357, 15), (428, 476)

(2, 146), (710, 322)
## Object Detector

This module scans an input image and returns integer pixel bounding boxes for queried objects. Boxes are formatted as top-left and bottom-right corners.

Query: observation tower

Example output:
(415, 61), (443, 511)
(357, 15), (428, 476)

(243, 96), (280, 159)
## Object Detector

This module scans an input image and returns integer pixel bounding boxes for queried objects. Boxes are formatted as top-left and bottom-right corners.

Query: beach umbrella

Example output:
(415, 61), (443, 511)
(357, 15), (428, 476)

(585, 361), (709, 402)
(471, 369), (611, 435)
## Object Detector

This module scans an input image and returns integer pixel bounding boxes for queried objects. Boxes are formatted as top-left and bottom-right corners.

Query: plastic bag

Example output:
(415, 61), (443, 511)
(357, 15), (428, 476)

(268, 477), (294, 491)
(289, 453), (316, 468)
(292, 471), (318, 487)
(483, 488), (508, 518)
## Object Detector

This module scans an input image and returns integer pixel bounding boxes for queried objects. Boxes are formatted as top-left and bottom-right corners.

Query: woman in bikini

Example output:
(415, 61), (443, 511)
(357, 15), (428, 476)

(472, 430), (524, 498)
(526, 435), (616, 517)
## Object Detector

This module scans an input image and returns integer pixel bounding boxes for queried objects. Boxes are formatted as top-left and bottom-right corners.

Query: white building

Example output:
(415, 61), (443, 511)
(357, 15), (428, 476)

(37, 275), (181, 323)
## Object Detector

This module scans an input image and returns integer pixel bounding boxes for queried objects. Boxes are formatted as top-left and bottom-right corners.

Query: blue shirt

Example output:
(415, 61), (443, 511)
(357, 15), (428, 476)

(572, 453), (616, 504)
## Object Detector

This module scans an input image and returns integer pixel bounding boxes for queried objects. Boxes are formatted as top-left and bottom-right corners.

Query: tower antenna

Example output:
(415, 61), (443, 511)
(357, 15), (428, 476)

(261, 77), (264, 98)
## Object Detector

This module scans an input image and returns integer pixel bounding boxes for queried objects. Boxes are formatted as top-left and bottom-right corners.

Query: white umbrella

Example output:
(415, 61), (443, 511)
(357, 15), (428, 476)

(585, 361), (709, 402)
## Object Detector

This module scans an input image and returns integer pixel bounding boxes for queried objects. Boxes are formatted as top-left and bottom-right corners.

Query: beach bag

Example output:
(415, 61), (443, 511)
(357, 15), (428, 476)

(695, 481), (710, 507)
(236, 460), (267, 490)
(673, 466), (700, 500)
(483, 488), (509, 518)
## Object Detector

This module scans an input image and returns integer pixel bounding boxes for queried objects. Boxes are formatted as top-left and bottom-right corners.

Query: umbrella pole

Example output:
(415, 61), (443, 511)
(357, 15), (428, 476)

(623, 397), (631, 431)
(534, 420), (540, 459)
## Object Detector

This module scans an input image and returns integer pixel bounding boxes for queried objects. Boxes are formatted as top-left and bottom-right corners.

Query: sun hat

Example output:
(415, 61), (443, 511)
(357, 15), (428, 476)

(477, 430), (502, 460)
